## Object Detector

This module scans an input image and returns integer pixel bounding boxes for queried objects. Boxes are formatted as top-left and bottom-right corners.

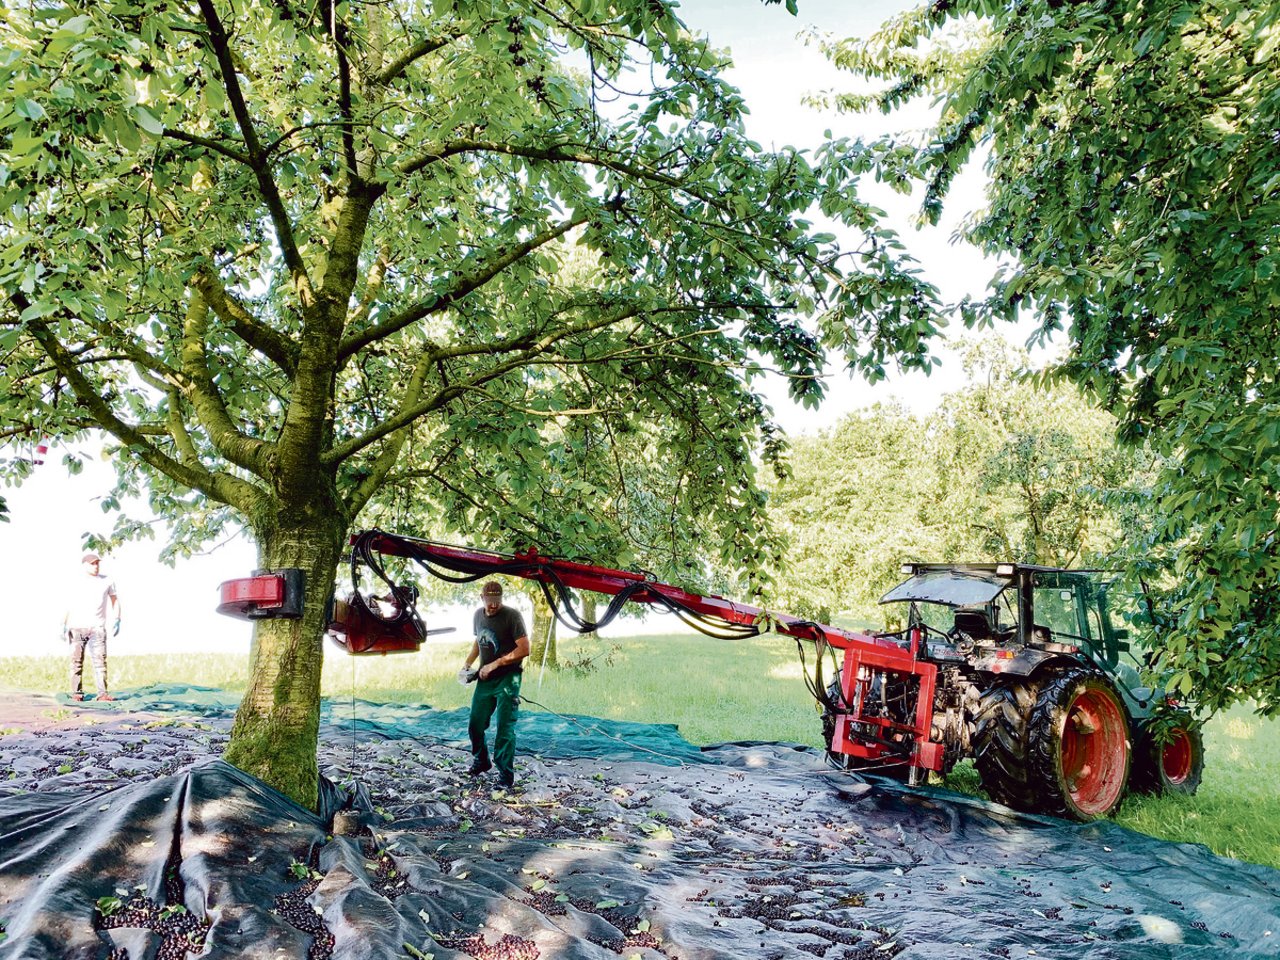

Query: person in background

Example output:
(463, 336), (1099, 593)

(62, 552), (121, 702)
(463, 580), (529, 789)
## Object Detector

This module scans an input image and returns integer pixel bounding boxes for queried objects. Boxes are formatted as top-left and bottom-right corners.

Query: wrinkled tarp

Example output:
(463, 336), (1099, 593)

(57, 683), (710, 765)
(2, 724), (1279, 959)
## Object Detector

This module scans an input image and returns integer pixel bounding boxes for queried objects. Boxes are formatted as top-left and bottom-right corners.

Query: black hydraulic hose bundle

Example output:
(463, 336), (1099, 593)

(792, 623), (851, 713)
(346, 529), (864, 748)
(348, 530), (766, 641)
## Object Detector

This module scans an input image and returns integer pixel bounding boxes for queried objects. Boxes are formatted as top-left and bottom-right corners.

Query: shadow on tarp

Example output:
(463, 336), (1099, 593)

(0, 751), (1278, 959)
(57, 683), (711, 765)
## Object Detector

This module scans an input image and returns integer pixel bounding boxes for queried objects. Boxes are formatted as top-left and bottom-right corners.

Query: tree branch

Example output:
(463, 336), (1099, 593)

(196, 0), (315, 308)
(0, 418), (100, 441)
(192, 266), (299, 374)
(347, 246), (389, 331)
(180, 290), (277, 479)
(161, 128), (253, 166)
(343, 334), (438, 515)
(337, 211), (588, 361)
(329, 8), (360, 184)
(19, 303), (260, 513)
(326, 301), (644, 467)
(137, 366), (203, 464)
(397, 138), (687, 194)
(374, 29), (465, 86)
(448, 385), (614, 419)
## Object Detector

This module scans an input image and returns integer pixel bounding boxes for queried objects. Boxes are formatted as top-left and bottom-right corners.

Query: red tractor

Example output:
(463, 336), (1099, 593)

(822, 563), (1203, 820)
(220, 536), (1202, 821)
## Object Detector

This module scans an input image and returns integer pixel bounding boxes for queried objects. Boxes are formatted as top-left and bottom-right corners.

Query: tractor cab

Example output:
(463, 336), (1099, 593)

(881, 563), (1154, 713)
(880, 564), (1020, 649)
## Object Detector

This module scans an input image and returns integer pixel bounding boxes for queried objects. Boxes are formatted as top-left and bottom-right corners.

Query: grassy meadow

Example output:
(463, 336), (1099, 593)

(3, 630), (1277, 869)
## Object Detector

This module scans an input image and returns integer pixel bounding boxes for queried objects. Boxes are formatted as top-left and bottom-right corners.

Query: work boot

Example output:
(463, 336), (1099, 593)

(497, 770), (515, 790)
(468, 754), (492, 776)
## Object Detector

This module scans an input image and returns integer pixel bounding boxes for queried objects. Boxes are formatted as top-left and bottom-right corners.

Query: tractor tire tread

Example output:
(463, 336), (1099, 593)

(974, 679), (1041, 810)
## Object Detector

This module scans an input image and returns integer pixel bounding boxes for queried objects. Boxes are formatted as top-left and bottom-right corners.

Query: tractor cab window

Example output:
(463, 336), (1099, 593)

(1031, 573), (1090, 642)
(907, 601), (955, 635)
(993, 589), (1020, 637)
(1096, 579), (1147, 672)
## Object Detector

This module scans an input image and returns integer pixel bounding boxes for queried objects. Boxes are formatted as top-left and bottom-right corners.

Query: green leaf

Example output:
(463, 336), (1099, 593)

(15, 99), (45, 121)
(132, 105), (164, 136)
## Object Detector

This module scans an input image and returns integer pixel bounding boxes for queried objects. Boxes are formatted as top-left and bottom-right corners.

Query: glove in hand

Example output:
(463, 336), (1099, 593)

(457, 666), (479, 686)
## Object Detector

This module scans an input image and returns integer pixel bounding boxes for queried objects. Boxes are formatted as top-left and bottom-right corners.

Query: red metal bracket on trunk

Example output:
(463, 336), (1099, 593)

(217, 570), (305, 620)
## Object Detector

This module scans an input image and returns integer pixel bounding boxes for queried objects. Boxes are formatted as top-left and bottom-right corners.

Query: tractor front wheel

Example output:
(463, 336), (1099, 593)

(1131, 715), (1204, 796)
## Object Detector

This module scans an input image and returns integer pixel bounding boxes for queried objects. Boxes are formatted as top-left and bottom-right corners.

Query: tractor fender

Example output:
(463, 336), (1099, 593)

(973, 648), (1078, 679)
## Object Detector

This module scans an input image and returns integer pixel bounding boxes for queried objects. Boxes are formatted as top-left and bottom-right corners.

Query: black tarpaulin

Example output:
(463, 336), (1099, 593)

(2, 741), (1279, 959)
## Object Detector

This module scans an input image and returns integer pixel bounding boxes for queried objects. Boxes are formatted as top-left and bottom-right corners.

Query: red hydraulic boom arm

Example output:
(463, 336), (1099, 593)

(324, 530), (947, 775)
(215, 531), (948, 775)
(370, 534), (875, 649)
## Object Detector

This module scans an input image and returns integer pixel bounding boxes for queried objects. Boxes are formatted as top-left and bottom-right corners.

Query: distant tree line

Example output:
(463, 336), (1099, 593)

(766, 338), (1155, 627)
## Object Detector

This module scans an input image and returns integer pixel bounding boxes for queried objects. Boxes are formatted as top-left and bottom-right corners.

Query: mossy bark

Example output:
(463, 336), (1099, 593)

(527, 591), (559, 670)
(223, 497), (348, 811)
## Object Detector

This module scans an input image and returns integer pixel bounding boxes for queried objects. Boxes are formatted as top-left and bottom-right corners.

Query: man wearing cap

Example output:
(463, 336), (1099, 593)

(464, 580), (530, 788)
(62, 552), (121, 702)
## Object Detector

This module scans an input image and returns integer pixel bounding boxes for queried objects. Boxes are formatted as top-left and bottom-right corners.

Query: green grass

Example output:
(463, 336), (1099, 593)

(4, 631), (1277, 869)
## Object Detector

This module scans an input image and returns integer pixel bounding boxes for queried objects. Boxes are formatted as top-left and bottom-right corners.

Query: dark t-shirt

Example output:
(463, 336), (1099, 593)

(473, 605), (528, 680)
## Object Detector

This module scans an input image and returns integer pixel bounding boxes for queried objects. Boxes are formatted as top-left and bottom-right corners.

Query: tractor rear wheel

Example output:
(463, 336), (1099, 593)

(976, 669), (1131, 820)
(1131, 714), (1204, 796)
(1026, 668), (1131, 819)
(974, 679), (1043, 811)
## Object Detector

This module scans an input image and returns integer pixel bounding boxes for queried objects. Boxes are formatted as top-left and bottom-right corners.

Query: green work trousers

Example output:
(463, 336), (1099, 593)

(468, 671), (521, 776)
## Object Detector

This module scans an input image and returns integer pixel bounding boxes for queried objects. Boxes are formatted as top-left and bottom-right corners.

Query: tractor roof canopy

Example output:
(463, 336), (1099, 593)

(880, 564), (1111, 608)
(880, 568), (1010, 607)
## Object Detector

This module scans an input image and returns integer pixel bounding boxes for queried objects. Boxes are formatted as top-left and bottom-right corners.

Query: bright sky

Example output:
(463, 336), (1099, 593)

(2, 0), (1028, 659)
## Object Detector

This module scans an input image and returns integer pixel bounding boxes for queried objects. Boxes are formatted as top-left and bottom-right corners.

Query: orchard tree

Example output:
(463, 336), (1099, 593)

(769, 338), (1154, 626)
(928, 338), (1154, 567)
(823, 0), (1280, 710)
(0, 0), (942, 806)
(766, 401), (934, 624)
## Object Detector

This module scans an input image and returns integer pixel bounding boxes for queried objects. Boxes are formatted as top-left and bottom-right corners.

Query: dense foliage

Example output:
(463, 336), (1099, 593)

(0, 0), (943, 803)
(768, 338), (1152, 625)
(823, 0), (1280, 710)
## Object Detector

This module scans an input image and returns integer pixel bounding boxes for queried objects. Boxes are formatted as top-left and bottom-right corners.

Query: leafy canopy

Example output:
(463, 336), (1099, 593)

(0, 0), (942, 588)
(823, 0), (1280, 711)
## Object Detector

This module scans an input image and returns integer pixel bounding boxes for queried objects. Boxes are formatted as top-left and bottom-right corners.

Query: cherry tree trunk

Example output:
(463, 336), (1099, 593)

(223, 504), (348, 810)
